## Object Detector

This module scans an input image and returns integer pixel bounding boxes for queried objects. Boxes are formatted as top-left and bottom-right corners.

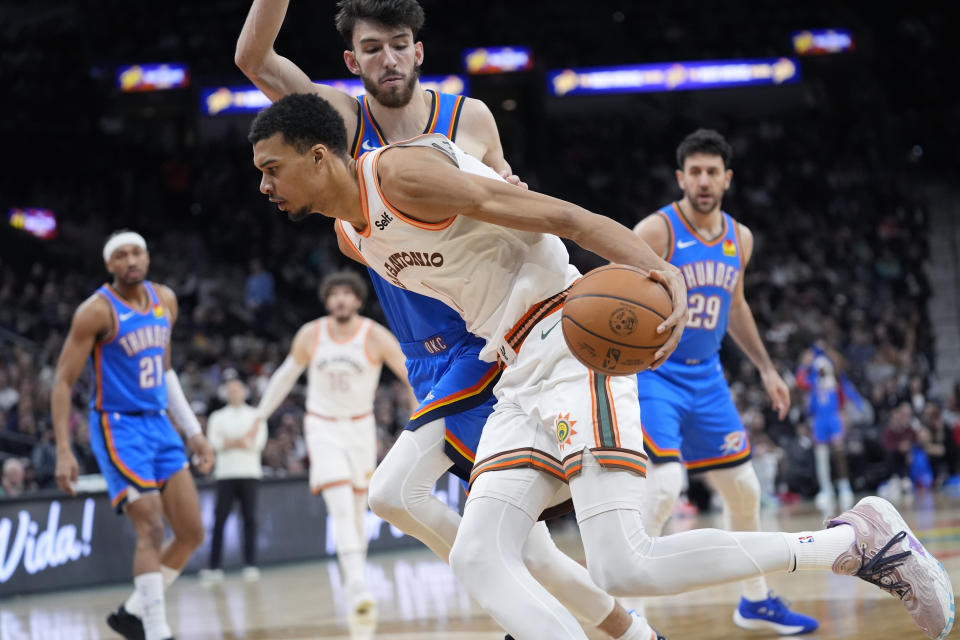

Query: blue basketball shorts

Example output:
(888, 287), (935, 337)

(811, 412), (844, 444)
(89, 409), (189, 512)
(637, 355), (751, 473)
(402, 333), (501, 482)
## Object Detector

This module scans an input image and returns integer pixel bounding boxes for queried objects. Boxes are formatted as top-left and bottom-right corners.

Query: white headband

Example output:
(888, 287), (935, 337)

(103, 232), (147, 262)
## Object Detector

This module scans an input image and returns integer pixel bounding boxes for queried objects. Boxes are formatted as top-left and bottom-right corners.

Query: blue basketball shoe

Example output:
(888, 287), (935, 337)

(733, 592), (819, 635)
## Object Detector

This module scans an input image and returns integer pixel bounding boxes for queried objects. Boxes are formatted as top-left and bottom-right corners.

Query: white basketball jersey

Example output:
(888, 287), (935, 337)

(305, 318), (382, 417)
(337, 134), (580, 363)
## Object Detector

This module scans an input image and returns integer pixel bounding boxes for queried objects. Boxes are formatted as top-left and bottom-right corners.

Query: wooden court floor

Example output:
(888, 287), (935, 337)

(3, 492), (958, 639)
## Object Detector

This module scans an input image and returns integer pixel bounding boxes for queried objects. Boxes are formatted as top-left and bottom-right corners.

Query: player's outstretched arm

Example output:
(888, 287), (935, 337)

(724, 224), (790, 419)
(236, 0), (356, 116)
(377, 147), (688, 363)
(51, 296), (110, 495)
(253, 320), (313, 425)
(369, 323), (419, 410)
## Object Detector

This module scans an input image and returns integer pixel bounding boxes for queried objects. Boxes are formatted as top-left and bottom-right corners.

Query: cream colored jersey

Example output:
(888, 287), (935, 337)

(337, 134), (580, 364)
(305, 317), (381, 418)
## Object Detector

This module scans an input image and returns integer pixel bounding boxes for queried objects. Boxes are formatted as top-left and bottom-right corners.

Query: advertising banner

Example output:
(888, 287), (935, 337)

(0, 474), (464, 596)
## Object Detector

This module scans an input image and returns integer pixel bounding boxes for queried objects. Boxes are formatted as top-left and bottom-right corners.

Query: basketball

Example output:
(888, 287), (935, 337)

(561, 264), (674, 376)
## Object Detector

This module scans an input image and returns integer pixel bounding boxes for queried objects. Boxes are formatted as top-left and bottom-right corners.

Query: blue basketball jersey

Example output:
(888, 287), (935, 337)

(349, 90), (469, 354)
(658, 203), (743, 364)
(806, 367), (841, 417)
(90, 282), (170, 413)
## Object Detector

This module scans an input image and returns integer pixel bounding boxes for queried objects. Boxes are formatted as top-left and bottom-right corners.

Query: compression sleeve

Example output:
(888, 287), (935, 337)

(256, 356), (306, 420)
(164, 369), (202, 438)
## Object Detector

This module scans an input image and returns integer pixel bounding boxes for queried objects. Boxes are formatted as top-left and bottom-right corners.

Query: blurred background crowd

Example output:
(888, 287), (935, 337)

(1, 1), (955, 507)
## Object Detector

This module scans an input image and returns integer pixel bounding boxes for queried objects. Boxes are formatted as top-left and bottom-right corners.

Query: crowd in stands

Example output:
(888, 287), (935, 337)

(1, 2), (953, 503)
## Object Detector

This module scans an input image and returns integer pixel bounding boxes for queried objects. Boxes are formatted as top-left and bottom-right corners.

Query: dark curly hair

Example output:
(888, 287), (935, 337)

(334, 0), (425, 49)
(248, 93), (348, 156)
(676, 128), (733, 170)
(319, 270), (368, 305)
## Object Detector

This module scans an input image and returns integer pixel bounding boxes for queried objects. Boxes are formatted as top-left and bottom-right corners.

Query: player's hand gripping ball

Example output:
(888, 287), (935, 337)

(561, 264), (674, 376)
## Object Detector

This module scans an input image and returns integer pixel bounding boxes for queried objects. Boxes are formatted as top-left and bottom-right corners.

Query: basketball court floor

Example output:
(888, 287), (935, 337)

(3, 493), (958, 639)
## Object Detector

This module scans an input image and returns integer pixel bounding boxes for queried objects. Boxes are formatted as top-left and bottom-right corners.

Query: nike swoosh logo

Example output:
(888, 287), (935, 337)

(541, 319), (561, 340)
(118, 311), (135, 321)
(361, 140), (378, 151)
(676, 239), (697, 249)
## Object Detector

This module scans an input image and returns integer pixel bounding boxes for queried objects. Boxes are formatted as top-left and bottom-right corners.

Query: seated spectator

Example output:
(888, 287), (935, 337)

(30, 428), (57, 489)
(881, 402), (918, 497)
(0, 457), (25, 498)
(72, 413), (100, 475)
(919, 403), (958, 487)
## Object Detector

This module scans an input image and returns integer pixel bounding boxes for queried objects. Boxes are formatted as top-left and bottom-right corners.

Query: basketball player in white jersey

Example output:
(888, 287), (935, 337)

(246, 93), (954, 640)
(252, 270), (415, 614)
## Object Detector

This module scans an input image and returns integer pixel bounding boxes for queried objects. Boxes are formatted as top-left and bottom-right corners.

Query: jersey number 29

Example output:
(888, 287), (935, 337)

(139, 355), (164, 389)
(687, 293), (722, 330)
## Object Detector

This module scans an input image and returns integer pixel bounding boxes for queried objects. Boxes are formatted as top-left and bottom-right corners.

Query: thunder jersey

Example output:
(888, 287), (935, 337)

(657, 203), (743, 364)
(90, 282), (171, 413)
(337, 134), (579, 364)
(804, 360), (841, 418)
(306, 317), (382, 418)
(350, 90), (469, 356)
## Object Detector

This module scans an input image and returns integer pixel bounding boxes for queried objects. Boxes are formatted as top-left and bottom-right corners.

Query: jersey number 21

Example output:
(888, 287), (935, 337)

(139, 355), (164, 389)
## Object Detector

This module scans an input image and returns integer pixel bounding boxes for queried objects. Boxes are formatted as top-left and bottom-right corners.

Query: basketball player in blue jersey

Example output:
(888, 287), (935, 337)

(236, 3), (660, 639)
(796, 346), (855, 511)
(51, 231), (213, 640)
(633, 129), (818, 635)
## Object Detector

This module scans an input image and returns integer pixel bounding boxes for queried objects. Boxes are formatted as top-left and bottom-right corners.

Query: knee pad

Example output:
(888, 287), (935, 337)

(366, 465), (401, 520)
(708, 463), (760, 522)
(322, 484), (354, 521)
(449, 517), (490, 581)
(520, 522), (557, 578)
(583, 511), (660, 597)
(643, 462), (684, 533)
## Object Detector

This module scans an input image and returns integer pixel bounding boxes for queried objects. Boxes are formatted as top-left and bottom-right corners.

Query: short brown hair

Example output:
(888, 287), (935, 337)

(334, 0), (425, 49)
(319, 269), (368, 304)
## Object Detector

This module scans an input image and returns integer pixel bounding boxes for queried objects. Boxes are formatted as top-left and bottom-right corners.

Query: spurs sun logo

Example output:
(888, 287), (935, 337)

(555, 413), (577, 450)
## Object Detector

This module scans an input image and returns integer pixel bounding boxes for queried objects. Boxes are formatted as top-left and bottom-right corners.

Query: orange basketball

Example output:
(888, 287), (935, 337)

(561, 264), (674, 376)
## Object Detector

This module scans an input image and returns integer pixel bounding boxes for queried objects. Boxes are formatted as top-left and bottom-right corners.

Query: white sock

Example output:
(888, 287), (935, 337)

(837, 478), (852, 494)
(125, 564), (180, 617)
(134, 572), (171, 640)
(353, 491), (369, 555)
(616, 612), (654, 640)
(740, 579), (770, 601)
(161, 565), (181, 587)
(814, 445), (833, 495)
(323, 484), (367, 592)
(341, 549), (367, 592)
(783, 524), (856, 571)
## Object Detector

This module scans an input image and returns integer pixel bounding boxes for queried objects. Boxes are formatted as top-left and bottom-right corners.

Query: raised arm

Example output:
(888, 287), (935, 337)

(51, 296), (111, 495)
(378, 147), (687, 365)
(236, 0), (356, 116)
(367, 322), (418, 409)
